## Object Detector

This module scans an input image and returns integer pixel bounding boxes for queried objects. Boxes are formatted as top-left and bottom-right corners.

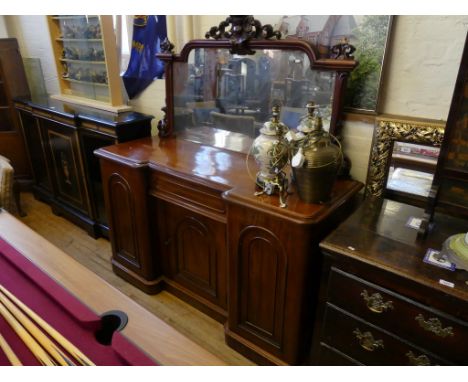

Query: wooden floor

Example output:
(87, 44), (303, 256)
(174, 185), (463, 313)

(17, 192), (254, 366)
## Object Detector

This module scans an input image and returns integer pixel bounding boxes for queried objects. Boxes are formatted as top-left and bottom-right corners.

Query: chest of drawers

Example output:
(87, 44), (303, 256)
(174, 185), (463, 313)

(311, 198), (468, 365)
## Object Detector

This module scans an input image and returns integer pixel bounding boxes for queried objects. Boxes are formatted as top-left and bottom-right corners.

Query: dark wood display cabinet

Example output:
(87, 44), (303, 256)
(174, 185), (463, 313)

(96, 16), (363, 365)
(14, 96), (152, 238)
(0, 38), (32, 184)
(311, 198), (468, 365)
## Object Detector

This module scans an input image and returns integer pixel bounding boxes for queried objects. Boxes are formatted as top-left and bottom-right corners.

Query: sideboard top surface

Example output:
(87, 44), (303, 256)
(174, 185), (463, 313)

(96, 135), (363, 224)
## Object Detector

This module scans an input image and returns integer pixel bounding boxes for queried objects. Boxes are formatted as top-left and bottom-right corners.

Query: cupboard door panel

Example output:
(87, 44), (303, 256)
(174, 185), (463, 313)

(238, 226), (287, 349)
(161, 201), (227, 309)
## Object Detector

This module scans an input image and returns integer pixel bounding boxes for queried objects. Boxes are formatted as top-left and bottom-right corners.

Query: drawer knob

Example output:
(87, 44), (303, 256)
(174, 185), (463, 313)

(406, 351), (431, 366)
(415, 314), (454, 338)
(361, 290), (394, 313)
(353, 328), (384, 352)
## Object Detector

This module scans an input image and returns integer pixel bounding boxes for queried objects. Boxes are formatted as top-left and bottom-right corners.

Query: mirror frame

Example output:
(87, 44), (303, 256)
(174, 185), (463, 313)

(156, 19), (357, 139)
(365, 115), (445, 199)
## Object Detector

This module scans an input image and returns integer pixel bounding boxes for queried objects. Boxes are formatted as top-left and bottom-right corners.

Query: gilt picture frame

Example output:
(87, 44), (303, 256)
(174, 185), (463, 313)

(274, 15), (393, 114)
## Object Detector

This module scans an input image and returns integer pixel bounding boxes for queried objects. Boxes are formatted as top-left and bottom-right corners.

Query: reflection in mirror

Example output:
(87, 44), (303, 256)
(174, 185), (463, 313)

(386, 142), (440, 205)
(172, 48), (335, 153)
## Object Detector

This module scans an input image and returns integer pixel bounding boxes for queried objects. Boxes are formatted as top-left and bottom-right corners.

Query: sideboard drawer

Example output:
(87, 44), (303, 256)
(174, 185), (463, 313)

(150, 170), (226, 218)
(321, 304), (451, 366)
(327, 267), (468, 364)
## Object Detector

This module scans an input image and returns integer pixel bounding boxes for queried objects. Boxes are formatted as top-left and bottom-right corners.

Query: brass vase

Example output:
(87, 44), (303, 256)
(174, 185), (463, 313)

(291, 103), (342, 203)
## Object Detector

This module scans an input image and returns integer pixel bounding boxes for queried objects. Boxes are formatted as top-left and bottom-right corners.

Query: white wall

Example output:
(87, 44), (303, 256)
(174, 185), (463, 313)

(4, 15), (59, 95)
(0, 16), (8, 38)
(4, 15), (468, 183)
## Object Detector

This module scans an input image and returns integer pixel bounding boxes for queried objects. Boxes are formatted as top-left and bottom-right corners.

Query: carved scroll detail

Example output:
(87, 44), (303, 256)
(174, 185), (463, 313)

(330, 37), (356, 60)
(365, 118), (445, 198)
(205, 15), (281, 55)
(160, 37), (175, 54)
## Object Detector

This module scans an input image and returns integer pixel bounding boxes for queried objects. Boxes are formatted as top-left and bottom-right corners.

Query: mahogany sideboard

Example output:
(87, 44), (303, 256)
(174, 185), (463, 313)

(312, 198), (468, 365)
(95, 135), (363, 365)
(14, 97), (152, 237)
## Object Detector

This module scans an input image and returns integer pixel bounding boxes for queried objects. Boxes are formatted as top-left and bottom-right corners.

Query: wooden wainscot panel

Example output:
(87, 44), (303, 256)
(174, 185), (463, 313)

(149, 169), (227, 220)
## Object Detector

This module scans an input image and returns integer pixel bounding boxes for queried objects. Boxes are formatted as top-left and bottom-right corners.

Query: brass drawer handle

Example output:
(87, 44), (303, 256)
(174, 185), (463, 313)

(415, 314), (454, 338)
(353, 328), (384, 352)
(361, 289), (394, 313)
(406, 351), (432, 366)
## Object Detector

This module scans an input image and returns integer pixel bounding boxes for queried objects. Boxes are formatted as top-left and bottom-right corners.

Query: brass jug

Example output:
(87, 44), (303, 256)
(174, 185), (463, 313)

(291, 102), (342, 203)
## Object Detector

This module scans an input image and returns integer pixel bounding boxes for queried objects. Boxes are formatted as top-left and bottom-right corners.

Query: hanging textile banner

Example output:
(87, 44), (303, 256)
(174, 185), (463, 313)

(122, 15), (167, 99)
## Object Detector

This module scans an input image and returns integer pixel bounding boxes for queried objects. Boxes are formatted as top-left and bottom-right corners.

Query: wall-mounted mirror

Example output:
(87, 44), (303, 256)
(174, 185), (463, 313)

(386, 141), (440, 207)
(365, 115), (445, 206)
(171, 48), (335, 152)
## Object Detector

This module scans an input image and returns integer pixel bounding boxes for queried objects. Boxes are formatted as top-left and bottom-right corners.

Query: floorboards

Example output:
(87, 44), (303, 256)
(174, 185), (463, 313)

(17, 192), (254, 366)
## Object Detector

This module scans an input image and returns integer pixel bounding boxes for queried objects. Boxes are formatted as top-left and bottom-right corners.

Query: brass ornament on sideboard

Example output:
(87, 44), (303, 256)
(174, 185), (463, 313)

(251, 105), (289, 208)
(290, 102), (342, 203)
(365, 116), (445, 198)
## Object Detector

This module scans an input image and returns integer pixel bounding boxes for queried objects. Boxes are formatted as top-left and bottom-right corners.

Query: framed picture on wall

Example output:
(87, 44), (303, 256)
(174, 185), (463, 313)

(274, 15), (393, 114)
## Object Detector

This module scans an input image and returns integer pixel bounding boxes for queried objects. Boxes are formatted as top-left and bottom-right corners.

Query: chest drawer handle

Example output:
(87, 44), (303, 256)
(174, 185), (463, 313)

(353, 328), (384, 352)
(415, 314), (454, 338)
(361, 290), (394, 313)
(406, 351), (432, 366)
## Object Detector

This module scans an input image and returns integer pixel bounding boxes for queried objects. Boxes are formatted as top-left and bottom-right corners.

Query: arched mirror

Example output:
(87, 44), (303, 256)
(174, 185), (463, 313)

(156, 16), (357, 163)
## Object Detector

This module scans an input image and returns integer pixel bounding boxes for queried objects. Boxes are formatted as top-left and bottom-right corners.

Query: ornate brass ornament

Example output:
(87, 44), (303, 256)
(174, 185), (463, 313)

(205, 15), (281, 55)
(406, 351), (432, 366)
(330, 37), (356, 60)
(353, 328), (384, 352)
(365, 116), (445, 198)
(360, 290), (394, 313)
(415, 314), (454, 338)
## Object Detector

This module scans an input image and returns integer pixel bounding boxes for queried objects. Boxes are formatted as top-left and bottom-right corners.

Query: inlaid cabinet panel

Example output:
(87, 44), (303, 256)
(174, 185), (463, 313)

(41, 119), (90, 214)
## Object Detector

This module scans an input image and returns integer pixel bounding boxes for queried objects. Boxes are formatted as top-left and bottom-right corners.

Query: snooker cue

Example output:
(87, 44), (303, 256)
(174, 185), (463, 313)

(0, 332), (22, 366)
(0, 300), (56, 366)
(0, 289), (75, 366)
(0, 285), (95, 366)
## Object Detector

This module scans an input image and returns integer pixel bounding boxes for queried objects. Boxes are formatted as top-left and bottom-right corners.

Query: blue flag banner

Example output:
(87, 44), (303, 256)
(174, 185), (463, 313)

(122, 15), (167, 99)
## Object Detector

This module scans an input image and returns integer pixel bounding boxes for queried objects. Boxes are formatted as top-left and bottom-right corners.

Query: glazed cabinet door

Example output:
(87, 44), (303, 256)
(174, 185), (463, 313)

(158, 200), (228, 313)
(40, 118), (90, 215)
